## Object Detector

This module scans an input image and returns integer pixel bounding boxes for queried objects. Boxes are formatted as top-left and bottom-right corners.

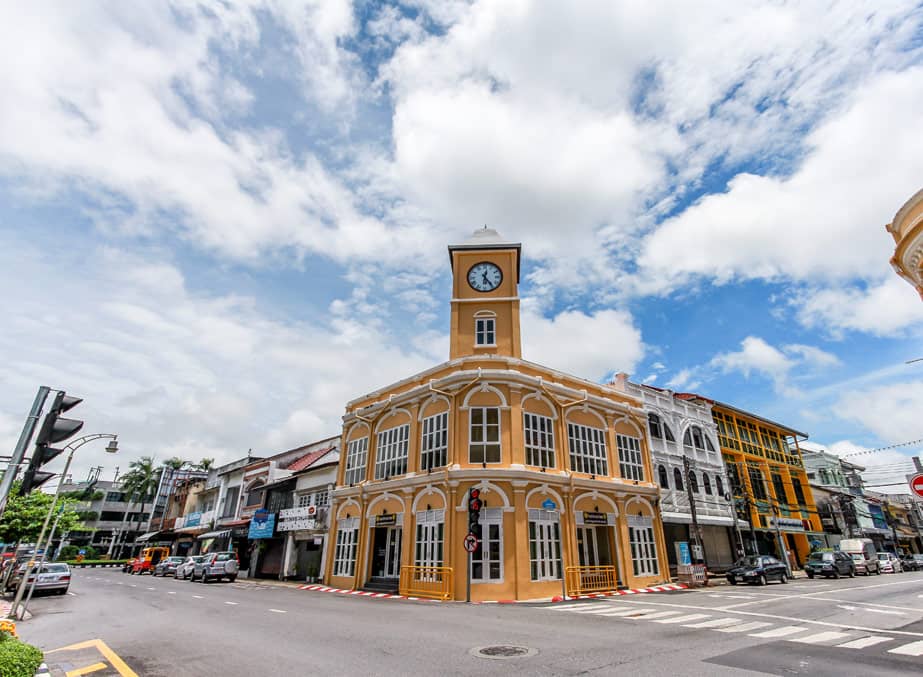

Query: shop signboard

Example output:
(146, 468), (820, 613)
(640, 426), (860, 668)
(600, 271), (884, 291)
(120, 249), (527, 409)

(769, 517), (805, 532)
(184, 512), (202, 528)
(582, 511), (608, 525)
(278, 506), (317, 533)
(676, 541), (692, 566)
(248, 510), (276, 539)
(376, 513), (397, 527)
(541, 498), (556, 510)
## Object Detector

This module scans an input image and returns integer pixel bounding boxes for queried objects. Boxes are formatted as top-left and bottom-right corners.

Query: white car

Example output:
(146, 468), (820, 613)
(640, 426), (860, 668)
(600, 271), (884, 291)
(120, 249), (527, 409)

(877, 552), (903, 573)
(175, 555), (206, 580)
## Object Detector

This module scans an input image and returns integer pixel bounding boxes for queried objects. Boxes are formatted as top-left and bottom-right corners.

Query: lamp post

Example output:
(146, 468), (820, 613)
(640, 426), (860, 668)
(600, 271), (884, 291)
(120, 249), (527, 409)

(8, 434), (118, 620)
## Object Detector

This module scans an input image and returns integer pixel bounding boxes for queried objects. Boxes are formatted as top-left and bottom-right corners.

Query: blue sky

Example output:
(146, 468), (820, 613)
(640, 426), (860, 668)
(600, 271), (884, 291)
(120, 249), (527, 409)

(1, 1), (922, 491)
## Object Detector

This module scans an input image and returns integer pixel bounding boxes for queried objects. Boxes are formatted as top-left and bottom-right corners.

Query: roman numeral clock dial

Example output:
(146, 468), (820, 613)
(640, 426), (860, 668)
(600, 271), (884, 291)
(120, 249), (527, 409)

(467, 262), (502, 292)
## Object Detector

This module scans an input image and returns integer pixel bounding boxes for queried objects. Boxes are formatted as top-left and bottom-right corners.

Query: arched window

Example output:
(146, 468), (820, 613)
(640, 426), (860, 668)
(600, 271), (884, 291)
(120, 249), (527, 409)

(703, 474), (712, 495)
(648, 413), (663, 439)
(716, 476), (725, 497)
(658, 465), (669, 489)
(689, 471), (699, 494)
(673, 467), (684, 491)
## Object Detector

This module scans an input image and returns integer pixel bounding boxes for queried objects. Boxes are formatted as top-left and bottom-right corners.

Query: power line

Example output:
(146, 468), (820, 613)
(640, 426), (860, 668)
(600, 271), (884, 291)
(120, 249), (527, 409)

(837, 438), (923, 458)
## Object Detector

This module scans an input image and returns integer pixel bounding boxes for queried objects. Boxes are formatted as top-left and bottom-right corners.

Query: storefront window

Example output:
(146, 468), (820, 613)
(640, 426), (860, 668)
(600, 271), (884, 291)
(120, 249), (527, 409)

(333, 520), (358, 577)
(420, 412), (448, 470)
(524, 412), (555, 468)
(375, 424), (410, 479)
(528, 511), (561, 581)
(617, 434), (644, 481)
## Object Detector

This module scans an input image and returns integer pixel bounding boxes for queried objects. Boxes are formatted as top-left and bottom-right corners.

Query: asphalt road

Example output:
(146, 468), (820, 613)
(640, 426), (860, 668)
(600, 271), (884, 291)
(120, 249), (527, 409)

(15, 568), (923, 676)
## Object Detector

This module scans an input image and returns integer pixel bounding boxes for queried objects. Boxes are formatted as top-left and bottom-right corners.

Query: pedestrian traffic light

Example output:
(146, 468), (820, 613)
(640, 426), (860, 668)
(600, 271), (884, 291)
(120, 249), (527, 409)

(19, 391), (83, 494)
(467, 488), (482, 541)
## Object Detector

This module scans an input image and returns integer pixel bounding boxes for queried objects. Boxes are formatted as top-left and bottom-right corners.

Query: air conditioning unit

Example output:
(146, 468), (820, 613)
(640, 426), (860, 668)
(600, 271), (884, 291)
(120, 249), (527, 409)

(306, 505), (317, 516)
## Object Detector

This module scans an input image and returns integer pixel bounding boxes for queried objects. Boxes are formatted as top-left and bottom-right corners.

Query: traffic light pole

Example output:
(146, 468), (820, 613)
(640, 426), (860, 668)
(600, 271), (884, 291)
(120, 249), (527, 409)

(0, 386), (50, 520)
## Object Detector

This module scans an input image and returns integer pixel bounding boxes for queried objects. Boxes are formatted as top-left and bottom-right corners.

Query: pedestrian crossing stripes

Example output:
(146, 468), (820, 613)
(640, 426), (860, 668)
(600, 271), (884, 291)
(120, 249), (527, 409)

(541, 602), (923, 658)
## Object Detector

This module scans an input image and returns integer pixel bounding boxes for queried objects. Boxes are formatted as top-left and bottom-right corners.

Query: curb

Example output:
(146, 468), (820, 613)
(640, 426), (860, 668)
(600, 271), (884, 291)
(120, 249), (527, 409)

(296, 582), (686, 604)
(34, 663), (51, 677)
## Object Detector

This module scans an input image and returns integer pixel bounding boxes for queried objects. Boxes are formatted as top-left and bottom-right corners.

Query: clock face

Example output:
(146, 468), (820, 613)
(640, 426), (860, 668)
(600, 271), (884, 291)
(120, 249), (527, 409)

(467, 262), (503, 292)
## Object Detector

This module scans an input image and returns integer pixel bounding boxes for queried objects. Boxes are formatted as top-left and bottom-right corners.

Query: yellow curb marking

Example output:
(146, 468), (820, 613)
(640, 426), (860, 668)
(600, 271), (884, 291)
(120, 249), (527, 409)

(48, 639), (139, 677)
(65, 662), (107, 677)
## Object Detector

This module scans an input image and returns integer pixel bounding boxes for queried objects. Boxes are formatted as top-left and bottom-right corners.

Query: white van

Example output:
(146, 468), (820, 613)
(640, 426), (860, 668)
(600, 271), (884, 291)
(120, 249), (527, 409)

(837, 538), (880, 575)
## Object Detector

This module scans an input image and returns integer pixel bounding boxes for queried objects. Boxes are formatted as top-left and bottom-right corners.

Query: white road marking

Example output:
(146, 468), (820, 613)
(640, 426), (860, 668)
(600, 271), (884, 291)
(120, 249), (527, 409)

(225, 601), (238, 605)
(889, 640), (923, 656)
(129, 584), (137, 588)
(268, 609), (286, 613)
(684, 618), (740, 629)
(147, 587), (155, 590)
(715, 621), (772, 633)
(653, 613), (711, 624)
(836, 636), (894, 649)
(167, 591), (176, 595)
(192, 595), (203, 599)
(627, 611), (683, 620)
(791, 631), (853, 645)
(571, 606), (630, 615)
(750, 626), (808, 638)
(708, 594), (753, 599)
(67, 592), (77, 596)
(596, 608), (656, 617)
(550, 603), (596, 610)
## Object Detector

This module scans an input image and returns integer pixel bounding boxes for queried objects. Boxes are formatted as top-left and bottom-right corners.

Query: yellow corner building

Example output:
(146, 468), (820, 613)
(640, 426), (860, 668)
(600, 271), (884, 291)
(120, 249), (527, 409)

(324, 228), (670, 601)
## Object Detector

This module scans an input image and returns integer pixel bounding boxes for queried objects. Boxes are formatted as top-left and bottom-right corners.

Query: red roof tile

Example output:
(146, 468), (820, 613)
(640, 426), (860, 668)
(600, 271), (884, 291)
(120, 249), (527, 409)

(285, 447), (335, 473)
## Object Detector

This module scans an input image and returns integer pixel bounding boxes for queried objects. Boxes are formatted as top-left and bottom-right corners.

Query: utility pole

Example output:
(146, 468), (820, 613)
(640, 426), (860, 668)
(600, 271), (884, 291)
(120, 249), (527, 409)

(683, 457), (706, 564)
(761, 473), (792, 576)
(0, 387), (51, 518)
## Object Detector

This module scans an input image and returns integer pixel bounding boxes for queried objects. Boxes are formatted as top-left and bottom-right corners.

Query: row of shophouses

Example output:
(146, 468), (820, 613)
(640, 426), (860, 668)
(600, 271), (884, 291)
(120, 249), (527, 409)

(68, 228), (923, 601)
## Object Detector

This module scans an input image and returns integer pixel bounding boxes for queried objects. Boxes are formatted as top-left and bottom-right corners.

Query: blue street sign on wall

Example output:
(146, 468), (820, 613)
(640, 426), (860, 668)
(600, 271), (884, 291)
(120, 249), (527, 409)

(541, 498), (556, 510)
(185, 512), (202, 527)
(248, 510), (276, 539)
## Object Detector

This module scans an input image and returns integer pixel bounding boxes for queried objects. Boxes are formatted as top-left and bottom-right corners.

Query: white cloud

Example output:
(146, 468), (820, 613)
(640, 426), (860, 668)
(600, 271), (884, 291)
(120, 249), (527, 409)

(836, 381), (923, 445)
(796, 276), (923, 337)
(521, 304), (644, 382)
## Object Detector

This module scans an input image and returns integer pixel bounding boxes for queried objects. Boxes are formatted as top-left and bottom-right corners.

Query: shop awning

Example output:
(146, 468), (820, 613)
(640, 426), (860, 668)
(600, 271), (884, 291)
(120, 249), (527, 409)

(136, 531), (160, 543)
(197, 529), (231, 540)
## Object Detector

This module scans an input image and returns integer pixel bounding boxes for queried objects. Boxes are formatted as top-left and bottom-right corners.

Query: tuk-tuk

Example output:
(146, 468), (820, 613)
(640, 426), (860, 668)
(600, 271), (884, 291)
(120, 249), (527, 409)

(131, 547), (170, 575)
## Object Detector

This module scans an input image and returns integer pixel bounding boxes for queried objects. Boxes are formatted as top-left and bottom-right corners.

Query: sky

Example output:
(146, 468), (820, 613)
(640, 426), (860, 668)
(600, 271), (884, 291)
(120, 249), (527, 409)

(1, 1), (922, 494)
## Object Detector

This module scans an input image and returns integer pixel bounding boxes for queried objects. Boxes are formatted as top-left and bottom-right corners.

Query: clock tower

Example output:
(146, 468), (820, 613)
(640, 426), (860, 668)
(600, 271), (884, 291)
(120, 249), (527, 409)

(448, 227), (522, 360)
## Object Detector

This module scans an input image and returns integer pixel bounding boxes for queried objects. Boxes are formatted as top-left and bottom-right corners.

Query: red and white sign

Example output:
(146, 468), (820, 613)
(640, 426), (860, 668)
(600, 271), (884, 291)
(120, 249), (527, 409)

(910, 473), (923, 499)
(463, 533), (480, 553)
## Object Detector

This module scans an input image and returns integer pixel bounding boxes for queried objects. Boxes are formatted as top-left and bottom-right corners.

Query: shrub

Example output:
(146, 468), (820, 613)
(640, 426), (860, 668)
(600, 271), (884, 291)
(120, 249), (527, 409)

(0, 634), (43, 677)
(59, 545), (98, 561)
(64, 559), (128, 567)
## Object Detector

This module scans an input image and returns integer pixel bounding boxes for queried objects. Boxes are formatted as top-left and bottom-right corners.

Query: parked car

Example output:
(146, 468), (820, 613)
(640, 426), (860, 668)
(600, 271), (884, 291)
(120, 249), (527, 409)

(878, 552), (903, 573)
(176, 556), (206, 580)
(911, 554), (923, 571)
(190, 551), (239, 583)
(849, 553), (874, 575)
(726, 555), (789, 585)
(6, 563), (71, 595)
(153, 556), (186, 577)
(838, 538), (879, 575)
(805, 551), (855, 579)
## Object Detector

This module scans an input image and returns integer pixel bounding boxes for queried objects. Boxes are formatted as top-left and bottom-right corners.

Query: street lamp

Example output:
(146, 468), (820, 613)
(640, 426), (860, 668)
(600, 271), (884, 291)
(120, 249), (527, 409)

(7, 433), (118, 620)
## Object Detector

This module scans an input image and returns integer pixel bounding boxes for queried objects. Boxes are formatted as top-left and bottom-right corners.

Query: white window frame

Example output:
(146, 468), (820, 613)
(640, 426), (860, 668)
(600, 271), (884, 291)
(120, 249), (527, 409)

(469, 407), (501, 464)
(297, 489), (329, 508)
(420, 412), (448, 471)
(414, 509), (445, 569)
(528, 509), (561, 581)
(617, 434), (645, 481)
(475, 317), (496, 346)
(629, 525), (659, 577)
(374, 424), (410, 480)
(470, 509), (504, 583)
(524, 412), (555, 468)
(344, 437), (368, 485)
(333, 519), (358, 577)
(567, 422), (608, 476)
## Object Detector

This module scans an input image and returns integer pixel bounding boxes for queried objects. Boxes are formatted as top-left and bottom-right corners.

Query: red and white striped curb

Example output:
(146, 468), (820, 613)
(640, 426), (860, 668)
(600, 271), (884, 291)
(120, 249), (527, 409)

(297, 582), (685, 603)
(297, 584), (439, 602)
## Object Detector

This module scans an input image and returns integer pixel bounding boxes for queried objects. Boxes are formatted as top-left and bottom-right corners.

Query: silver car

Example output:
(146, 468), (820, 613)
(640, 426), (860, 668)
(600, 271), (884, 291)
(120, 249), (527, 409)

(16, 562), (71, 595)
(190, 551), (239, 583)
(176, 555), (206, 580)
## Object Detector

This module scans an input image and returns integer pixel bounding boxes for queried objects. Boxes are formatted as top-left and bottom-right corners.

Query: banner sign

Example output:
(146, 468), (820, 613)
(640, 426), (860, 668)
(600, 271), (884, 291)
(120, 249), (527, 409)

(279, 507), (312, 520)
(582, 511), (608, 525)
(184, 512), (202, 528)
(769, 517), (805, 531)
(248, 510), (276, 539)
(278, 518), (318, 532)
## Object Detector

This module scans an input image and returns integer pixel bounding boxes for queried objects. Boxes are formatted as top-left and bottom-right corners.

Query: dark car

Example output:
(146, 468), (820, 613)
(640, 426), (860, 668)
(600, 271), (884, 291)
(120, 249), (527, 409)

(153, 556), (186, 577)
(726, 555), (789, 585)
(805, 551), (855, 579)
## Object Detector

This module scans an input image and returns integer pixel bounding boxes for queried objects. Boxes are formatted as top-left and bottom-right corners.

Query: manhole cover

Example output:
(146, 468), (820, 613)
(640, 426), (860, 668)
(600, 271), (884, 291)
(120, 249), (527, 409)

(469, 645), (538, 660)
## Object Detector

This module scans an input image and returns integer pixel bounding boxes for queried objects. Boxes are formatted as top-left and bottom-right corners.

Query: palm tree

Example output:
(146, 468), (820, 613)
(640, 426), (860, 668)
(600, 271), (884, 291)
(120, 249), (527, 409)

(163, 457), (187, 471)
(195, 458), (215, 472)
(118, 457), (161, 557)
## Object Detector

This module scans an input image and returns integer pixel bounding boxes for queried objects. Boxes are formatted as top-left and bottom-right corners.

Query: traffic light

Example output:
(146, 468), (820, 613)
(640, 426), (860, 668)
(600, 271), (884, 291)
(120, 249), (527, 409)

(19, 391), (83, 494)
(467, 488), (482, 542)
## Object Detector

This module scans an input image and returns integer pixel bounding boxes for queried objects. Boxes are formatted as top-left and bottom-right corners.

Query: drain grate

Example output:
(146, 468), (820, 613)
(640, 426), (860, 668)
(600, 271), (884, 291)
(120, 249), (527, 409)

(469, 645), (538, 660)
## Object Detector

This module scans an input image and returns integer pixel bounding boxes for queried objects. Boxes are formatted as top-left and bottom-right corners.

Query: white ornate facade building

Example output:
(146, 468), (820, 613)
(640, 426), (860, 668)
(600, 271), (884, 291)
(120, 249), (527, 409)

(621, 378), (739, 571)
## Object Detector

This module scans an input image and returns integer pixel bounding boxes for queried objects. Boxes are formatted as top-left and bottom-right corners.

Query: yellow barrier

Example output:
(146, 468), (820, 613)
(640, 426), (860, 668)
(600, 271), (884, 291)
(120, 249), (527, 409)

(399, 565), (454, 601)
(565, 565), (618, 596)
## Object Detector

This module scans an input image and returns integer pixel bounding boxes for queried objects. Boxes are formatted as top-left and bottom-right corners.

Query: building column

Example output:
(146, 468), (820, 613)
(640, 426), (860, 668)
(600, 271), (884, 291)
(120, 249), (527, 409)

(615, 496), (632, 587)
(509, 387), (525, 466)
(512, 482), (529, 599)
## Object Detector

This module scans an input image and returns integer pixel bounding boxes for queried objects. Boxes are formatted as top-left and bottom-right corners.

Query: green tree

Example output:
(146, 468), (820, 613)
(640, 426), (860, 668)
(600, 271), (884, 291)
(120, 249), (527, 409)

(195, 458), (214, 472)
(0, 484), (85, 543)
(119, 456), (161, 538)
(163, 457), (187, 471)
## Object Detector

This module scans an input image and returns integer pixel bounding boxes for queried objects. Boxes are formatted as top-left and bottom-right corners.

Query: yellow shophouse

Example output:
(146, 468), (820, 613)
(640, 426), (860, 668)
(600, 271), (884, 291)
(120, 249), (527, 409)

(324, 228), (670, 601)
(679, 396), (823, 568)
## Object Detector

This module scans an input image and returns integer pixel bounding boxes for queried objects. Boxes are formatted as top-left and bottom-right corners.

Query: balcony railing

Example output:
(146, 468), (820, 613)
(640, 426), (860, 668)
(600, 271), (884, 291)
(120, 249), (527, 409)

(399, 566), (454, 601)
(565, 565), (618, 597)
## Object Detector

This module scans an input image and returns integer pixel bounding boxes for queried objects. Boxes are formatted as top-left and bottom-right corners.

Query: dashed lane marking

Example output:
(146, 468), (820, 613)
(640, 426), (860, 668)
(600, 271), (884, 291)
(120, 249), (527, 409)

(888, 640), (923, 656)
(837, 636), (894, 649)
(146, 587), (155, 591)
(791, 631), (853, 645)
(67, 592), (77, 596)
(750, 626), (809, 638)
(269, 609), (286, 613)
(167, 591), (176, 595)
(192, 595), (203, 599)
(225, 601), (238, 605)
